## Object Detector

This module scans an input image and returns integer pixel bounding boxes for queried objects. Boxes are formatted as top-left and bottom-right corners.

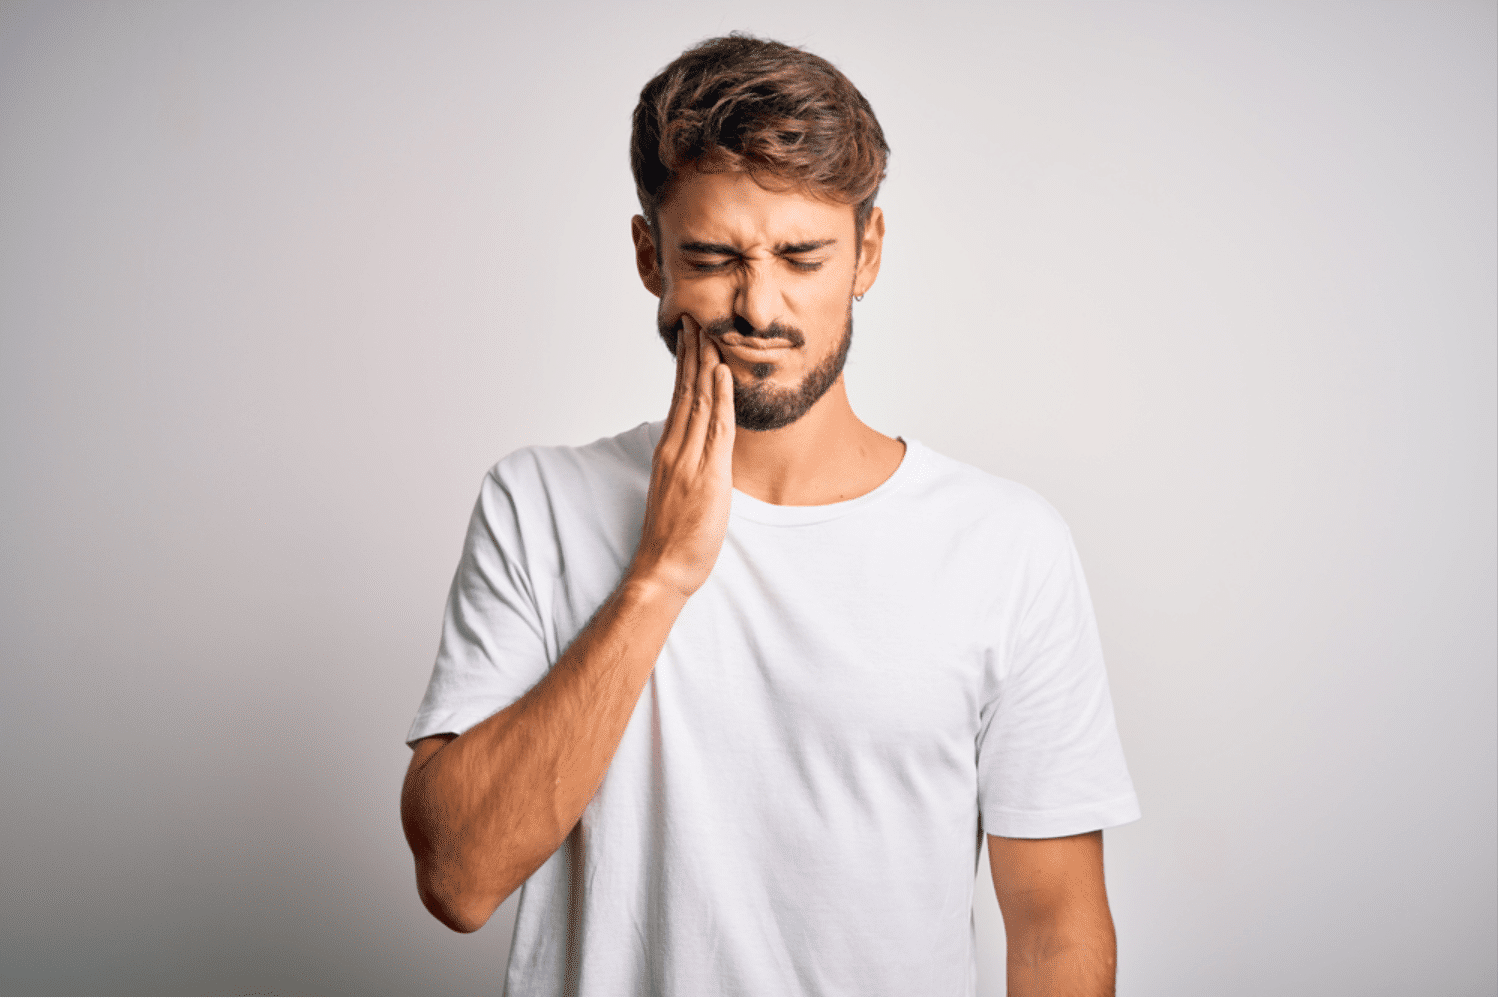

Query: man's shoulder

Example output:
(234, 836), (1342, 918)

(483, 421), (658, 494)
(906, 439), (1071, 541)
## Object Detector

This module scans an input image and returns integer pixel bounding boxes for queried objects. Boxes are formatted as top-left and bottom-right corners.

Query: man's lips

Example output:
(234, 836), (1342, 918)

(712, 332), (795, 352)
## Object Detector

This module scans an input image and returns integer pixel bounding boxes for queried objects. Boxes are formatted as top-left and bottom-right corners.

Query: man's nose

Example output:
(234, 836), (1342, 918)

(732, 263), (783, 336)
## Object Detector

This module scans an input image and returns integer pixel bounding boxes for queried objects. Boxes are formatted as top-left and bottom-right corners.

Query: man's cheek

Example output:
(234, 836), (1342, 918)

(655, 296), (682, 356)
(658, 287), (689, 326)
(661, 292), (718, 342)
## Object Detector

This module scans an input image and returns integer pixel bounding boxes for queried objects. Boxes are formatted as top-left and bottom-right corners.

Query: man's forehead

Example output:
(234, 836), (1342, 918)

(660, 170), (854, 246)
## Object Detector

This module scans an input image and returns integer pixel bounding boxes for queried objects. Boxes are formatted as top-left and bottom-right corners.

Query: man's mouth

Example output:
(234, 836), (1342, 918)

(696, 316), (805, 351)
(712, 332), (796, 353)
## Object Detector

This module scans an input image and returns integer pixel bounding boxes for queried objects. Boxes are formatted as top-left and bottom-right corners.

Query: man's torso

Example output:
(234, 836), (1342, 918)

(408, 421), (1137, 996)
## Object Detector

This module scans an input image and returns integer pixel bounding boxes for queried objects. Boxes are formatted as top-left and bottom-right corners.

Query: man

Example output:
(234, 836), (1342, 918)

(401, 34), (1140, 997)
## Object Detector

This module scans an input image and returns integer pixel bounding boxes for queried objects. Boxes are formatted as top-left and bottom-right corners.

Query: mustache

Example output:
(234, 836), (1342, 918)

(695, 315), (806, 349)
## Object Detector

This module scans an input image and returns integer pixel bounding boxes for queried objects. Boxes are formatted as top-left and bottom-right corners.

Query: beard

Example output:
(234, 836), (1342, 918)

(657, 303), (854, 432)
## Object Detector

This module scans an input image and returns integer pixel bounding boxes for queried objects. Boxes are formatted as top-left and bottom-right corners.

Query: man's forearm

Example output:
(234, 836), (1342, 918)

(401, 572), (687, 932)
(1007, 922), (1117, 997)
(403, 315), (733, 932)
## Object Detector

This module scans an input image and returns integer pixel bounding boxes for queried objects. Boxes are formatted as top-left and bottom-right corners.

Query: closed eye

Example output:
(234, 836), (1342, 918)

(679, 250), (825, 273)
(685, 258), (734, 272)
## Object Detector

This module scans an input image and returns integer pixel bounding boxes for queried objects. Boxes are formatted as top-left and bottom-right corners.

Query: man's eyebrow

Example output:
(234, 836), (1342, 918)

(678, 241), (740, 256)
(775, 239), (836, 254)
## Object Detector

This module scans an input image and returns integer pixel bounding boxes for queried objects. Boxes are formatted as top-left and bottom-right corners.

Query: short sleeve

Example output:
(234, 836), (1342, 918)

(976, 528), (1141, 838)
(405, 463), (554, 747)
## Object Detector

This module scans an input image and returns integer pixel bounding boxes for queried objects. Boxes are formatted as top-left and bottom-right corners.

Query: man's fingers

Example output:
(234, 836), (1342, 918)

(661, 313), (698, 453)
(680, 315), (701, 409)
(707, 362), (735, 473)
(681, 320), (717, 460)
(678, 315), (702, 442)
(671, 316), (688, 402)
(659, 318), (686, 445)
(678, 313), (698, 387)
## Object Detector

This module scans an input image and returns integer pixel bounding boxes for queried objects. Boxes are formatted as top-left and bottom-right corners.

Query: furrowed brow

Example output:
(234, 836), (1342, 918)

(775, 239), (837, 254)
(678, 241), (741, 256)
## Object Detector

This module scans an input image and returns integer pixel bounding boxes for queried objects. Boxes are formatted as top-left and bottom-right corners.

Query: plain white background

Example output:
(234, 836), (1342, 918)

(2, 1), (1494, 994)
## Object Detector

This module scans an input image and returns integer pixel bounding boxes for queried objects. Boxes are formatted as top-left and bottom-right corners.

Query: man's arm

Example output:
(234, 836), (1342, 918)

(988, 830), (1118, 997)
(400, 315), (733, 933)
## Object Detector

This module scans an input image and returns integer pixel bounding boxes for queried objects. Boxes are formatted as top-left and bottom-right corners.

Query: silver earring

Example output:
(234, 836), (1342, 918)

(854, 292), (865, 302)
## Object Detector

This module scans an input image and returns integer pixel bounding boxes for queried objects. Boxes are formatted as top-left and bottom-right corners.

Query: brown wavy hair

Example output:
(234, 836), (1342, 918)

(631, 33), (890, 243)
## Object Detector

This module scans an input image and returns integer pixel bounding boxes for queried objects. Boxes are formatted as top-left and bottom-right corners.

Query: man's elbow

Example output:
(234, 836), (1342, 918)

(415, 863), (497, 934)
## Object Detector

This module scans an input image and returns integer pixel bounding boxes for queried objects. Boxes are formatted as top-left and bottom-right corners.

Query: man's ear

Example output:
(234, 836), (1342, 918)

(853, 206), (885, 299)
(632, 214), (663, 298)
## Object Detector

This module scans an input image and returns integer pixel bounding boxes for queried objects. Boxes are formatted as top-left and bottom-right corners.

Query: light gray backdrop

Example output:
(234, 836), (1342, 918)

(2, 1), (1494, 995)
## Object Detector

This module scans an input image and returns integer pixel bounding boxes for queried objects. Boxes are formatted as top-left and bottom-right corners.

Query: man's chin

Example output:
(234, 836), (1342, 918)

(731, 380), (818, 432)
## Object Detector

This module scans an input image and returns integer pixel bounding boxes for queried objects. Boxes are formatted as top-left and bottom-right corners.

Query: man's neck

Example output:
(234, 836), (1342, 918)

(729, 378), (906, 507)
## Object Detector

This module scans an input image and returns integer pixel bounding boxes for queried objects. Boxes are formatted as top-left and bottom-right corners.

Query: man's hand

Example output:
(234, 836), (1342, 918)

(401, 314), (736, 934)
(629, 313), (735, 599)
(403, 342), (737, 929)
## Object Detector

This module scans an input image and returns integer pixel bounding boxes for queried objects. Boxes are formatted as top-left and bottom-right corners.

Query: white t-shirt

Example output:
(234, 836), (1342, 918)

(407, 421), (1140, 996)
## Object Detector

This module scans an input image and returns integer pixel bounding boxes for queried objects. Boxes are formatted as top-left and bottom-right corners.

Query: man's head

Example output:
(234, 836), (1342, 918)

(629, 35), (889, 432)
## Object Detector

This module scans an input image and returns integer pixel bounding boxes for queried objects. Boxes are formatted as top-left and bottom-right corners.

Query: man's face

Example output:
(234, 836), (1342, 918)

(633, 170), (881, 432)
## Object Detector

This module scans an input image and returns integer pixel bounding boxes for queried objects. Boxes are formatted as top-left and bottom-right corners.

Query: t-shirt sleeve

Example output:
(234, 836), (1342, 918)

(976, 525), (1141, 839)
(405, 462), (554, 747)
